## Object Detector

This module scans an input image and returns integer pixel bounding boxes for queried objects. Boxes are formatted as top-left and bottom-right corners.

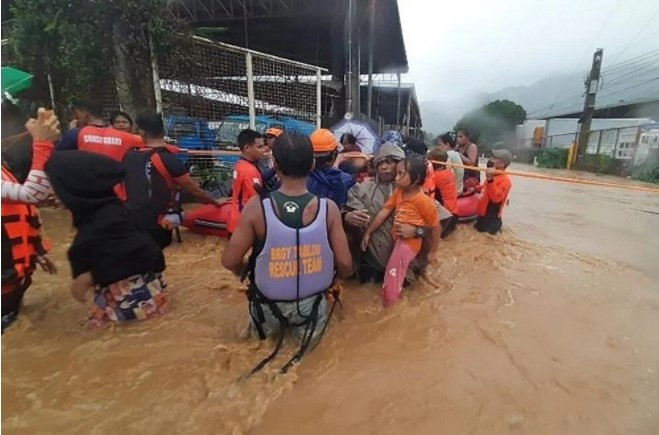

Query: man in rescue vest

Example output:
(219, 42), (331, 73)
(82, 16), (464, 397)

(227, 129), (267, 234)
(222, 132), (352, 371)
(57, 100), (143, 160)
(2, 107), (59, 332)
(123, 112), (222, 249)
(475, 149), (512, 235)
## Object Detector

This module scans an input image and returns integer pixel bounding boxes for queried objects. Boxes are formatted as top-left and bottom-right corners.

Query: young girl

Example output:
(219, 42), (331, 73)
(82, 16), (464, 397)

(45, 151), (167, 326)
(361, 155), (440, 306)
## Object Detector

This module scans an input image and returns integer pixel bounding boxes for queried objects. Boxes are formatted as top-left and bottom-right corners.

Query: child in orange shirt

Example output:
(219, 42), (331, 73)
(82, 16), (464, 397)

(361, 155), (440, 306)
(428, 148), (458, 238)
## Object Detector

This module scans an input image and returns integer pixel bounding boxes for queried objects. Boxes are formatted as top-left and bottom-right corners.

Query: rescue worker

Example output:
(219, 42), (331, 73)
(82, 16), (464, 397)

(227, 129), (267, 234)
(475, 149), (512, 234)
(307, 128), (355, 207)
(57, 100), (143, 161)
(122, 112), (221, 249)
(222, 132), (352, 373)
(427, 148), (459, 238)
(2, 107), (59, 332)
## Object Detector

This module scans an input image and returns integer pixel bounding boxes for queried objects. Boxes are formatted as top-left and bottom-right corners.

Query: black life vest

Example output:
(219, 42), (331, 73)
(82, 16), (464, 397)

(122, 147), (179, 229)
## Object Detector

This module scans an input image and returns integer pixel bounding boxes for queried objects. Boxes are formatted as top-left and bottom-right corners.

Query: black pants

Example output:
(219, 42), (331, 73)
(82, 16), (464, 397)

(440, 215), (458, 239)
(148, 226), (173, 250)
(475, 215), (502, 234)
(2, 277), (32, 333)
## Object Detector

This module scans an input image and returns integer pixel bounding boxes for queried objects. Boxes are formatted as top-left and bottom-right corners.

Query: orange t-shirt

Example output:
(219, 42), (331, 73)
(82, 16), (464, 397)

(384, 188), (438, 252)
(227, 158), (263, 233)
(78, 125), (144, 161)
(477, 173), (512, 218)
(433, 168), (458, 215)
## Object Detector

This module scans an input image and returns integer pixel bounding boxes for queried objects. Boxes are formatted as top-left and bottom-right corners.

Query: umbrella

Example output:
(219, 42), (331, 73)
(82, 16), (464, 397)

(331, 119), (380, 154)
(1, 67), (33, 97)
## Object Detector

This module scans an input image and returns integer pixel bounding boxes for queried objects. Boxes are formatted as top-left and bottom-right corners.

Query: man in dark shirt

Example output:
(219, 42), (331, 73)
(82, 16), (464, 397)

(122, 112), (221, 249)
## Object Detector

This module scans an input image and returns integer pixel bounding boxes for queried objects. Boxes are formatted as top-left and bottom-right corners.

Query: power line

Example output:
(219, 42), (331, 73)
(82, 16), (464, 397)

(529, 49), (659, 117)
(534, 76), (659, 118)
(597, 76), (659, 98)
(606, 7), (659, 66)
(600, 49), (659, 75)
(601, 58), (659, 88)
(547, 0), (622, 111)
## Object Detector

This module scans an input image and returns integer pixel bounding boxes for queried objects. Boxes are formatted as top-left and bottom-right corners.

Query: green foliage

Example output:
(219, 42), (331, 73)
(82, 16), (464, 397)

(454, 99), (527, 145)
(596, 154), (613, 174)
(9, 0), (188, 107)
(537, 148), (568, 169)
(631, 155), (659, 184)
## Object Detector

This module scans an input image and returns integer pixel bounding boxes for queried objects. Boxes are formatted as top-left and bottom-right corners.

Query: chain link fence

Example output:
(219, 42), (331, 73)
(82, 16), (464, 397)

(156, 36), (325, 185)
(538, 124), (659, 174)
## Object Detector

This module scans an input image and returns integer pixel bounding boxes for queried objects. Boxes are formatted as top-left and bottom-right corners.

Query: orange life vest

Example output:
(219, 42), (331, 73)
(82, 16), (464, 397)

(1, 166), (43, 289)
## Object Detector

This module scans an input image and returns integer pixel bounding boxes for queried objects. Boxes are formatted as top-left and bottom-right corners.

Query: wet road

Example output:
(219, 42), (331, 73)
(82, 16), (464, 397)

(2, 165), (658, 434)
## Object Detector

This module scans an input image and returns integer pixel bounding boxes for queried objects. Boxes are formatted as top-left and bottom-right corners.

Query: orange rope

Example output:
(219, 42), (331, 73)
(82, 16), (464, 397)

(433, 160), (659, 194)
(185, 149), (659, 194)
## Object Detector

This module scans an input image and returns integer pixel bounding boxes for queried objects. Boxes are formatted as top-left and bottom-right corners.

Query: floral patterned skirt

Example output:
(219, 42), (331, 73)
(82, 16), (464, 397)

(87, 273), (167, 327)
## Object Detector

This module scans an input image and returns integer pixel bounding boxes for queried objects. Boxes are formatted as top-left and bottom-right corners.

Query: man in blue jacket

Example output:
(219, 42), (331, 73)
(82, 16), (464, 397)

(307, 129), (355, 207)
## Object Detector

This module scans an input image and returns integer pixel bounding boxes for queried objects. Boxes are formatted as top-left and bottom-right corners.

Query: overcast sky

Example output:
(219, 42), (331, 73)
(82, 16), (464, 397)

(399, 0), (659, 102)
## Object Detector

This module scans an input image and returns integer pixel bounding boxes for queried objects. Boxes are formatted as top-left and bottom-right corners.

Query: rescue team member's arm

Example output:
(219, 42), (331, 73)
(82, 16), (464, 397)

(326, 200), (352, 278)
(174, 174), (224, 207)
(221, 196), (259, 276)
(485, 171), (511, 203)
(159, 153), (222, 206)
(71, 271), (94, 303)
(1, 109), (60, 204)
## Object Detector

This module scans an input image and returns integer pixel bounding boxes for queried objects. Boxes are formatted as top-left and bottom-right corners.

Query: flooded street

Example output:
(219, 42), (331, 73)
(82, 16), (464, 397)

(3, 165), (659, 434)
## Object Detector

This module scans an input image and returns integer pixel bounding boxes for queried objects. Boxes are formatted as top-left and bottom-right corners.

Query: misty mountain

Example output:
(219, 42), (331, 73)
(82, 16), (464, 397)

(420, 72), (587, 135)
(420, 63), (659, 135)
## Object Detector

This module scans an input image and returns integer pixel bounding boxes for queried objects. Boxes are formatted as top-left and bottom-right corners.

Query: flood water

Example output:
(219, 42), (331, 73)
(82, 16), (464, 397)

(3, 165), (659, 434)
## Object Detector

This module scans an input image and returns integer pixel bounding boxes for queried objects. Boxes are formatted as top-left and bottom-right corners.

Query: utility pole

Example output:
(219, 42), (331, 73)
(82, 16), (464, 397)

(366, 0), (376, 119)
(576, 48), (603, 163)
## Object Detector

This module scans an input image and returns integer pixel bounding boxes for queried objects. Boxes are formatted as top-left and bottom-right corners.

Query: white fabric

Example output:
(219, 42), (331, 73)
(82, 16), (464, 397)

(447, 150), (464, 192)
(1, 169), (52, 204)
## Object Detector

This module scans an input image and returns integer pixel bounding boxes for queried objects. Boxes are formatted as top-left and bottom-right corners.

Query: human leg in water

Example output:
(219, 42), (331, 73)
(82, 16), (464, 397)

(382, 239), (417, 307)
(440, 215), (458, 238)
(475, 216), (502, 234)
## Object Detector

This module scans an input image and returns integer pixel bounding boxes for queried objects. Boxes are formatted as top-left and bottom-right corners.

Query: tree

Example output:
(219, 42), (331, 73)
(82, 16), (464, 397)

(454, 99), (526, 148)
(9, 0), (188, 118)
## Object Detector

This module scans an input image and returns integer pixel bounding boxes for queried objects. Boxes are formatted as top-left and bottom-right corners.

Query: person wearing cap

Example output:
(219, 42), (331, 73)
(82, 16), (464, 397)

(343, 142), (422, 283)
(262, 127), (282, 169)
(307, 128), (355, 207)
(475, 149), (512, 234)
(260, 127), (283, 190)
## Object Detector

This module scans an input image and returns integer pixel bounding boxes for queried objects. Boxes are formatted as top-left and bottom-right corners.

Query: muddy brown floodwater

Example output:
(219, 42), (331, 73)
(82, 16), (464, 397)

(2, 164), (659, 434)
